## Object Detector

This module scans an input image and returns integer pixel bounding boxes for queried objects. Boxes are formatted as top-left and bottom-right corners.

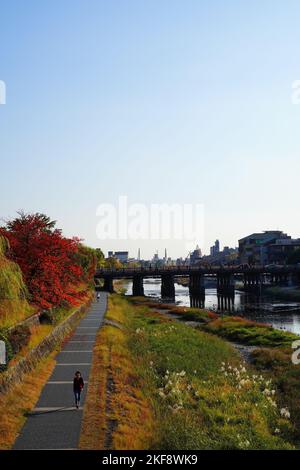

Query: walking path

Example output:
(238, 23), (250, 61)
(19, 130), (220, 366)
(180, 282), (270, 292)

(14, 293), (108, 450)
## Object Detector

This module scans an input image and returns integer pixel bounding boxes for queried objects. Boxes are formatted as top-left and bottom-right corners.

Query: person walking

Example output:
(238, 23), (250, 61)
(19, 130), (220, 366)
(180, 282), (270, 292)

(73, 371), (84, 409)
(96, 292), (101, 302)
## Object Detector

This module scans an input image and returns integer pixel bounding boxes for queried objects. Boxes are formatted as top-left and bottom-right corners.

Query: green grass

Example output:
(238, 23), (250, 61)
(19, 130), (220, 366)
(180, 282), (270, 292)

(202, 316), (299, 347)
(129, 298), (217, 323)
(107, 295), (295, 450)
(251, 347), (300, 444)
(130, 297), (298, 347)
(264, 286), (300, 302)
(167, 306), (218, 323)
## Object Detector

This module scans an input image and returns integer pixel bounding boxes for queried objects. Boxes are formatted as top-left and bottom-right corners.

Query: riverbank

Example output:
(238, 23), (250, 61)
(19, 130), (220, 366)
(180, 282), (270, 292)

(81, 294), (299, 450)
(263, 285), (300, 302)
(136, 278), (300, 335)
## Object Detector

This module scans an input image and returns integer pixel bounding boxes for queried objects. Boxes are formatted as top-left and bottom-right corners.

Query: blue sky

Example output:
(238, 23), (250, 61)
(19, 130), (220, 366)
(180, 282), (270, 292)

(0, 0), (300, 258)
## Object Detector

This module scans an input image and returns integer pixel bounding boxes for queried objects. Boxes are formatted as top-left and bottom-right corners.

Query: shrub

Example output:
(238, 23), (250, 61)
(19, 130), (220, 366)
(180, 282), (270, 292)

(39, 310), (55, 325)
(8, 325), (31, 355)
(0, 236), (33, 328)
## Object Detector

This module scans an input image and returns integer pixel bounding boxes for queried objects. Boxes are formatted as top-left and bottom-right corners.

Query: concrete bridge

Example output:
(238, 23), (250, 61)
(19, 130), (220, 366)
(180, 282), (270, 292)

(95, 265), (300, 298)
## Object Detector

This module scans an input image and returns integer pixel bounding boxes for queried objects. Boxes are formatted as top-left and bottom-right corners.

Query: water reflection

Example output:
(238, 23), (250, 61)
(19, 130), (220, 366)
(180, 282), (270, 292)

(125, 278), (300, 335)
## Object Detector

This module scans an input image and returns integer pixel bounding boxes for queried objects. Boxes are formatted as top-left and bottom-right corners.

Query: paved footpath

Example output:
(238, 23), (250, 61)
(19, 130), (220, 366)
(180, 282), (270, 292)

(14, 293), (108, 450)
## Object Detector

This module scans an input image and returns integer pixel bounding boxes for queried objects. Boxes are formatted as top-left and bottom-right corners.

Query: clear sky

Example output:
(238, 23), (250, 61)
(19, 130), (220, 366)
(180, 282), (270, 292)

(0, 0), (300, 259)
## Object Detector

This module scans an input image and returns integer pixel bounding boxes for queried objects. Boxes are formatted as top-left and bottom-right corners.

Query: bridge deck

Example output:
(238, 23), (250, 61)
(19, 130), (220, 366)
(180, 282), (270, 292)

(95, 265), (300, 279)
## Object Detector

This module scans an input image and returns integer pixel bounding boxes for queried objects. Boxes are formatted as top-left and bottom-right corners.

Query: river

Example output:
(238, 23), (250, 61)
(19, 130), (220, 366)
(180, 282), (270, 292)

(125, 278), (300, 335)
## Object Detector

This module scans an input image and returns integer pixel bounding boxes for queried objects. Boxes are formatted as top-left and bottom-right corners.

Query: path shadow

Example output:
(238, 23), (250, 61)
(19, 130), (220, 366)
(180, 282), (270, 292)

(26, 406), (82, 416)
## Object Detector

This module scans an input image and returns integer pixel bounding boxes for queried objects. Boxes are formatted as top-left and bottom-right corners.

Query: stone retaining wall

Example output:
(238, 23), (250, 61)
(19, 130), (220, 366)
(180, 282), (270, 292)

(7, 313), (40, 333)
(0, 296), (93, 394)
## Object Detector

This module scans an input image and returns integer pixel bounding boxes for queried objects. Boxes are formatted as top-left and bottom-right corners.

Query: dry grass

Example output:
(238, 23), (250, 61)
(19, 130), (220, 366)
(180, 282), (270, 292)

(108, 324), (154, 450)
(79, 327), (109, 449)
(0, 354), (56, 449)
(0, 300), (35, 329)
(80, 296), (155, 450)
(9, 325), (53, 367)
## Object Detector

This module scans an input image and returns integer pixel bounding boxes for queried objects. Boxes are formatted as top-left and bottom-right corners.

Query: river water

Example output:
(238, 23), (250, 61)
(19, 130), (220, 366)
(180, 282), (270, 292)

(125, 278), (300, 335)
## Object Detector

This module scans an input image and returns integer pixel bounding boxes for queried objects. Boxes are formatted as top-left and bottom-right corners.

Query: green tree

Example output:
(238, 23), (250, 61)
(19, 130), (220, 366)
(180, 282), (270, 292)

(95, 248), (105, 268)
(105, 257), (122, 269)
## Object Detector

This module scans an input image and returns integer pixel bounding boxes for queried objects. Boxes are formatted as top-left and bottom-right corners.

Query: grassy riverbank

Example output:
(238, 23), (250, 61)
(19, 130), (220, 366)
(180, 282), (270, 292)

(82, 295), (297, 450)
(202, 316), (298, 347)
(264, 286), (300, 302)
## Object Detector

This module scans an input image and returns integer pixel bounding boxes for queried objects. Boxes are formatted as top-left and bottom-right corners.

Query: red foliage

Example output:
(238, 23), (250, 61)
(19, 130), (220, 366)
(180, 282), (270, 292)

(1, 212), (85, 309)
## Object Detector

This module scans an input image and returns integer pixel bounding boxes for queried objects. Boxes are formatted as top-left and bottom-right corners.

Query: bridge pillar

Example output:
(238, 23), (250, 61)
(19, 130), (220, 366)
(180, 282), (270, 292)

(132, 275), (144, 296)
(190, 292), (205, 309)
(217, 292), (235, 312)
(161, 274), (175, 299)
(189, 273), (205, 295)
(103, 277), (114, 293)
(217, 274), (234, 292)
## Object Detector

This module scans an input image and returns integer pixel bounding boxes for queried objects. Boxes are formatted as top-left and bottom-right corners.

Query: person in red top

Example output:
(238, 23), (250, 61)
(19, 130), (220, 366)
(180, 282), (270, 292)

(73, 371), (84, 409)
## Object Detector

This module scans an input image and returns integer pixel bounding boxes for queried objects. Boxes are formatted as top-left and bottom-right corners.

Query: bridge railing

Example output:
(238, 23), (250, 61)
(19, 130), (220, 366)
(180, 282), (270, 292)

(95, 264), (300, 277)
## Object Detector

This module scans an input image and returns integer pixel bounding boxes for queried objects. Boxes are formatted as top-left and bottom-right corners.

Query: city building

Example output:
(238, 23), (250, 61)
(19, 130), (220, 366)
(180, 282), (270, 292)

(190, 245), (202, 265)
(267, 239), (300, 264)
(210, 240), (220, 257)
(107, 251), (129, 263)
(202, 244), (238, 265)
(238, 231), (300, 265)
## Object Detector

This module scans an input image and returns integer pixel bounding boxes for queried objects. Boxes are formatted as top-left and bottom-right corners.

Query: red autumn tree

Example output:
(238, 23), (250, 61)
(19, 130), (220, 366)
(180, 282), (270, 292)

(1, 212), (84, 309)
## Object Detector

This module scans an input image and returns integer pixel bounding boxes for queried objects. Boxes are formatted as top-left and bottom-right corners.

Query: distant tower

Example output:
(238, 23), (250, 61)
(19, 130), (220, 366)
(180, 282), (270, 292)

(164, 248), (167, 260)
(137, 248), (141, 261)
